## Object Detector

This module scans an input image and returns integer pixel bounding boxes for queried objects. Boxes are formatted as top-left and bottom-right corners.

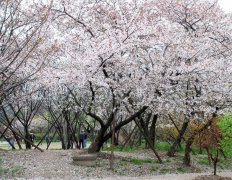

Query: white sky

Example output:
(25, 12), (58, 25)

(219, 0), (232, 12)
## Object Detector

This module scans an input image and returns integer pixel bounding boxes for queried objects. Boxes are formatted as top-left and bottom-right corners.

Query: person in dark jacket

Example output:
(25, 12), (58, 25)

(79, 130), (86, 149)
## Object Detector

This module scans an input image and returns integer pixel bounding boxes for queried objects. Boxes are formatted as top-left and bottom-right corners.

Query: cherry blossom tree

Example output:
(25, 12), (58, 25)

(33, 0), (232, 166)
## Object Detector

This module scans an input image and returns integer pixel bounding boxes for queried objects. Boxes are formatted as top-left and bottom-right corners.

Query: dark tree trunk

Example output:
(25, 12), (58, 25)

(88, 106), (148, 153)
(47, 130), (57, 150)
(138, 132), (142, 146)
(213, 160), (217, 176)
(61, 138), (66, 149)
(13, 132), (22, 149)
(24, 127), (31, 149)
(206, 148), (212, 165)
(88, 127), (107, 153)
(134, 118), (162, 163)
(183, 138), (193, 166)
(167, 121), (189, 157)
(149, 114), (158, 148)
(3, 135), (15, 149)
(140, 113), (151, 149)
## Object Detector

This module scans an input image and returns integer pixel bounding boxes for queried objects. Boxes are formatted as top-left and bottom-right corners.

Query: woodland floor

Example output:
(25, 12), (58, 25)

(0, 149), (232, 180)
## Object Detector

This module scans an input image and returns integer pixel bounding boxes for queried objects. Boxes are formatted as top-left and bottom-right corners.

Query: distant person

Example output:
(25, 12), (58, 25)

(79, 130), (85, 149)
(7, 134), (15, 149)
(83, 131), (87, 148)
(45, 134), (49, 146)
(30, 132), (35, 143)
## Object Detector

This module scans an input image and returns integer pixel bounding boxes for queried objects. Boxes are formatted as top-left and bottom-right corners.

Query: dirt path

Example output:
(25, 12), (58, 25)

(0, 150), (231, 180)
(100, 171), (232, 180)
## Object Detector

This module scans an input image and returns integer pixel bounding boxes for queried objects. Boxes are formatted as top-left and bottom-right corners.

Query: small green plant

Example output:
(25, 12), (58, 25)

(0, 166), (9, 176)
(197, 157), (209, 165)
(9, 166), (24, 176)
(176, 167), (187, 173)
(121, 157), (154, 165)
(149, 166), (158, 171)
(155, 141), (170, 151)
(217, 159), (231, 169)
(163, 158), (172, 163)
(218, 114), (232, 158)
(159, 168), (175, 174)
(102, 145), (144, 152)
(0, 158), (24, 177)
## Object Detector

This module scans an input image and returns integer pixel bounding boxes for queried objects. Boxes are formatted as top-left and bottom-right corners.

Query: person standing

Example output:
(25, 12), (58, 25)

(7, 134), (15, 149)
(83, 131), (87, 148)
(30, 132), (35, 143)
(45, 134), (49, 147)
(79, 130), (85, 149)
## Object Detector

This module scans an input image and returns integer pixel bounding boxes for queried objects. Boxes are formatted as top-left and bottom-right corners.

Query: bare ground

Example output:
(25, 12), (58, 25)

(0, 149), (231, 180)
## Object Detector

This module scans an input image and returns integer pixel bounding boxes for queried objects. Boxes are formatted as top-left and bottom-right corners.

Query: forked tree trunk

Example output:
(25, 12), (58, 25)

(183, 117), (214, 166)
(88, 106), (149, 153)
(167, 121), (189, 157)
(88, 127), (107, 153)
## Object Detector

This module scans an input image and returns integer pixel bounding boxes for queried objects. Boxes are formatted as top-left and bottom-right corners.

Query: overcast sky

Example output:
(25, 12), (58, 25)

(219, 0), (232, 12)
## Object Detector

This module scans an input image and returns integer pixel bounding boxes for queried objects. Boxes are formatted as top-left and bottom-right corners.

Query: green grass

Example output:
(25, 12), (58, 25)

(0, 141), (63, 150)
(176, 167), (187, 173)
(0, 164), (9, 177)
(0, 157), (24, 177)
(218, 159), (231, 169)
(218, 114), (232, 158)
(197, 157), (209, 165)
(149, 166), (158, 171)
(121, 157), (171, 165)
(121, 157), (155, 165)
(102, 144), (144, 152)
(159, 168), (176, 174)
(155, 141), (170, 151)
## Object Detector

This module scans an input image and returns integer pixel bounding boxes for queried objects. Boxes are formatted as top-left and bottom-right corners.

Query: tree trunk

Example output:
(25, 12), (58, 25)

(183, 138), (193, 166)
(213, 160), (217, 176)
(110, 112), (116, 170)
(24, 126), (31, 149)
(88, 106), (149, 153)
(149, 114), (158, 148)
(206, 148), (212, 165)
(47, 130), (57, 150)
(167, 121), (189, 157)
(88, 127), (107, 153)
(134, 118), (162, 163)
(13, 132), (22, 149)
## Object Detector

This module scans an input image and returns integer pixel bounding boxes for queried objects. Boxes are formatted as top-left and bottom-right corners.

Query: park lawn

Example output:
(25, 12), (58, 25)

(0, 141), (63, 150)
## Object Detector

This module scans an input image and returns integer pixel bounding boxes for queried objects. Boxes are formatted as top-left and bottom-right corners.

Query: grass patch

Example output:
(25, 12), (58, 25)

(197, 157), (209, 165)
(0, 157), (24, 177)
(155, 141), (170, 151)
(9, 166), (24, 176)
(159, 168), (175, 174)
(121, 156), (172, 166)
(218, 159), (231, 169)
(102, 145), (144, 152)
(149, 166), (158, 171)
(0, 166), (9, 176)
(176, 167), (187, 173)
(121, 157), (154, 165)
(0, 141), (62, 150)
